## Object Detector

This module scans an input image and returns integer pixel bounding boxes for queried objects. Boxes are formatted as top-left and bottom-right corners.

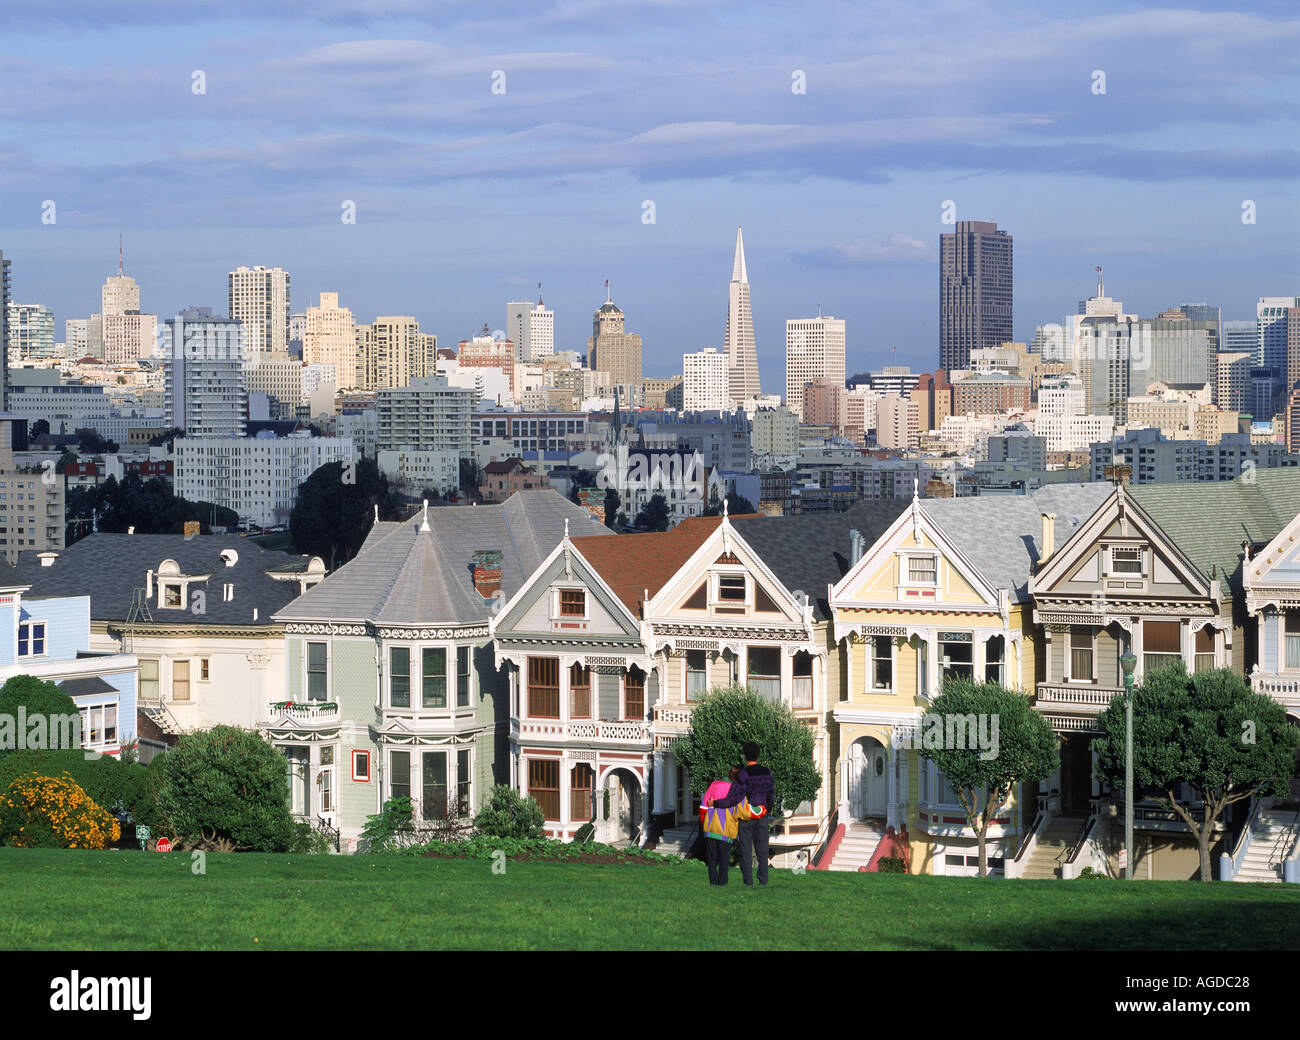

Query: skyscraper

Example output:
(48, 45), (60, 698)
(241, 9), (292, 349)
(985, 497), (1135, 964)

(939, 220), (1013, 372)
(0, 251), (12, 410)
(356, 316), (437, 390)
(724, 227), (760, 403)
(229, 265), (291, 357)
(507, 289), (554, 362)
(587, 294), (642, 391)
(304, 292), (357, 387)
(101, 246), (155, 362)
(785, 314), (846, 420)
(161, 307), (248, 437)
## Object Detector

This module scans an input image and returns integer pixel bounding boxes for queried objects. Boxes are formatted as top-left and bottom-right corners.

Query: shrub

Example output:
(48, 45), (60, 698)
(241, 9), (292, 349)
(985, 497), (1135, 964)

(288, 820), (334, 854)
(0, 772), (121, 849)
(0, 676), (80, 756)
(1077, 866), (1108, 879)
(574, 821), (596, 844)
(360, 797), (415, 851)
(0, 750), (148, 818)
(154, 726), (293, 851)
(473, 785), (545, 840)
(877, 856), (907, 873)
(388, 834), (696, 864)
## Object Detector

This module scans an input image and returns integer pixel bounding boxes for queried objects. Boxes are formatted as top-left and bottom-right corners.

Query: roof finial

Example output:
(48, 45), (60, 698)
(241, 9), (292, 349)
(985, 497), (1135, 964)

(723, 495), (729, 520)
(564, 517), (570, 540)
(420, 498), (430, 532)
(373, 503), (379, 525)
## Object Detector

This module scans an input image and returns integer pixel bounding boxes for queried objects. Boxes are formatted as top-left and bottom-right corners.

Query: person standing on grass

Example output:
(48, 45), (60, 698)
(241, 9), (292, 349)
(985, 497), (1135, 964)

(710, 741), (774, 886)
(700, 766), (749, 886)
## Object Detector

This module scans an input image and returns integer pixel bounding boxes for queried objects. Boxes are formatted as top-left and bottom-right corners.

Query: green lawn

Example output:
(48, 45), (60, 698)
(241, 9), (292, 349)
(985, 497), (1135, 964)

(1, 847), (1296, 951)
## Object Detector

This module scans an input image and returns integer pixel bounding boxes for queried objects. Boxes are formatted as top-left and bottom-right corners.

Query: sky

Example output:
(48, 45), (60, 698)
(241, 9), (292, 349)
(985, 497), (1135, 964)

(1, 0), (1298, 390)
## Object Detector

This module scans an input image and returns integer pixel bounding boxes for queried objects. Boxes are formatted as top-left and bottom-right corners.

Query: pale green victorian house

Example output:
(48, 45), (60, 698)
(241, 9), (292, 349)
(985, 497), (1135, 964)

(270, 490), (610, 850)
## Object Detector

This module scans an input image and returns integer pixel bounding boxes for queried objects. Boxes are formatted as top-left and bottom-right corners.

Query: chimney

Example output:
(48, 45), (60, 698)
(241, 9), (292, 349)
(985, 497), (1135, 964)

(38, 551), (58, 568)
(127, 525), (135, 535)
(849, 529), (864, 566)
(183, 520), (200, 540)
(471, 549), (503, 599)
(1039, 512), (1056, 566)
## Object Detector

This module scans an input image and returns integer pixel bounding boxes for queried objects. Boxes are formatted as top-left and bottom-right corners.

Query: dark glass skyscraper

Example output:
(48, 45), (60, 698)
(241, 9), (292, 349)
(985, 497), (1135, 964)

(939, 220), (1012, 373)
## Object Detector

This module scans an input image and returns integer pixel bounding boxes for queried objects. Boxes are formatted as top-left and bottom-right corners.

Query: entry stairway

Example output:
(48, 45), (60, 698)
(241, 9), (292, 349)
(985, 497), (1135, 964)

(1232, 808), (1300, 883)
(1019, 816), (1086, 879)
(654, 822), (701, 858)
(821, 820), (886, 872)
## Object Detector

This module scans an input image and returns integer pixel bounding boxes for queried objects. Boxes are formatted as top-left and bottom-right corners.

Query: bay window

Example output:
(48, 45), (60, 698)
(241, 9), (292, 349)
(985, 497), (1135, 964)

(422, 647), (446, 708)
(390, 646), (411, 707)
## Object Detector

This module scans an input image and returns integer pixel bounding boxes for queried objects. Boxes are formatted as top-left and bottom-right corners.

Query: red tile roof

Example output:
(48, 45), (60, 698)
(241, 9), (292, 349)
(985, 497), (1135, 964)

(570, 516), (725, 616)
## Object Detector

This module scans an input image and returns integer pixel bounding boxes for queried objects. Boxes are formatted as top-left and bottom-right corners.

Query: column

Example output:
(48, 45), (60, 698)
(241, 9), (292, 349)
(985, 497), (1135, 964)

(559, 657), (571, 724)
(780, 645), (793, 704)
(653, 749), (665, 815)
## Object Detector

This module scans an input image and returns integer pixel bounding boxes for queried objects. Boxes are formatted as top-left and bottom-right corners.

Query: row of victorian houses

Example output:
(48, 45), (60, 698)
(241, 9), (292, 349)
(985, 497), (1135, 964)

(9, 477), (1300, 879)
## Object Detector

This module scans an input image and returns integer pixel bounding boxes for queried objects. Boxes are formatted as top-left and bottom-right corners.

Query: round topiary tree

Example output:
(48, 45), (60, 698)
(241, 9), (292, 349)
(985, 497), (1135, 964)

(155, 725), (293, 852)
(473, 785), (545, 839)
(0, 772), (121, 849)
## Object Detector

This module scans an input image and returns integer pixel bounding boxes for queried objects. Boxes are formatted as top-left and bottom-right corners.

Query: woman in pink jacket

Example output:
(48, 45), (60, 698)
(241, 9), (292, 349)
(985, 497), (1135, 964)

(700, 767), (751, 885)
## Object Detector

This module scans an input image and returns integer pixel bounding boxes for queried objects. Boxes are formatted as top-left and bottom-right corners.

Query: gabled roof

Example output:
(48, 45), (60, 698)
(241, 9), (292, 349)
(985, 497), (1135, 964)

(1131, 469), (1300, 596)
(14, 534), (317, 626)
(278, 490), (610, 626)
(923, 483), (1113, 604)
(570, 516), (724, 616)
(730, 500), (910, 620)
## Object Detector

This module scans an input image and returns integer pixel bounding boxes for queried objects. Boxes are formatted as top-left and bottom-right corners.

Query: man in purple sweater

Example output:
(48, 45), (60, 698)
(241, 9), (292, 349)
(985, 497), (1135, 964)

(710, 741), (775, 886)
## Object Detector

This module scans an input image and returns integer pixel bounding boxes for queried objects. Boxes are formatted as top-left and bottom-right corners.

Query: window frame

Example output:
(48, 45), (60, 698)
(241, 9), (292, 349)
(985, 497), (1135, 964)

(527, 656), (560, 719)
(422, 646), (447, 709)
(868, 635), (894, 693)
(685, 650), (707, 702)
(306, 641), (329, 702)
(557, 587), (587, 619)
(624, 666), (646, 720)
(1066, 625), (1095, 683)
(388, 645), (412, 708)
(351, 750), (371, 782)
(17, 620), (46, 659)
(529, 758), (561, 821)
(903, 553), (939, 587)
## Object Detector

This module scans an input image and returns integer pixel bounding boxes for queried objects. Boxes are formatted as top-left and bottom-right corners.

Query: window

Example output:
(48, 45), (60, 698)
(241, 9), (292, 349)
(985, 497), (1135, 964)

(422, 647), (447, 708)
(172, 659), (191, 702)
(1110, 545), (1143, 575)
(422, 751), (447, 820)
(939, 632), (973, 685)
(793, 652), (813, 709)
(718, 574), (747, 602)
(571, 763), (594, 823)
(319, 768), (333, 813)
(390, 647), (411, 707)
(570, 663), (591, 718)
(200, 658), (210, 681)
(747, 646), (781, 701)
(870, 635), (893, 691)
(624, 667), (645, 720)
(984, 635), (1005, 684)
(17, 621), (45, 658)
(307, 642), (327, 701)
(528, 657), (560, 718)
(1287, 614), (1300, 671)
(352, 750), (370, 781)
(559, 589), (586, 617)
(1068, 626), (1094, 681)
(918, 639), (929, 698)
(529, 759), (560, 821)
(1194, 627), (1215, 673)
(390, 750), (410, 803)
(457, 749), (472, 816)
(457, 646), (471, 708)
(79, 703), (118, 748)
(140, 658), (159, 701)
(686, 650), (707, 701)
(1143, 620), (1181, 675)
(163, 584), (182, 608)
(908, 555), (938, 584)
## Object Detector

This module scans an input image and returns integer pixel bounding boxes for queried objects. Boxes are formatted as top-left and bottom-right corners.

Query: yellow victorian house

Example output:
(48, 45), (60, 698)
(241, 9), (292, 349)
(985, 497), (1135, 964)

(825, 485), (1111, 875)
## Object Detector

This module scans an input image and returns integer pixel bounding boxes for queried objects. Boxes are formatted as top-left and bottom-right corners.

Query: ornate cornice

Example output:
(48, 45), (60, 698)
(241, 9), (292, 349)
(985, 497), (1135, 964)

(651, 622), (809, 642)
(285, 622), (369, 636)
(378, 625), (490, 640)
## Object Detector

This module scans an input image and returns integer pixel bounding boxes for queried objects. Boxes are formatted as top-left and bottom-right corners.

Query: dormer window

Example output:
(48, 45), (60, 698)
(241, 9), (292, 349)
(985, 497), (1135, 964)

(1109, 546), (1144, 576)
(907, 555), (938, 585)
(163, 583), (182, 608)
(559, 589), (586, 617)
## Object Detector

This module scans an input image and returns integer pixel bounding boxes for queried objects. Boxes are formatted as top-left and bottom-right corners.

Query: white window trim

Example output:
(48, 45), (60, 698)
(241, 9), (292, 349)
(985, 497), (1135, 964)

(899, 551), (940, 589)
(78, 699), (121, 749)
(454, 643), (475, 709)
(159, 580), (187, 610)
(387, 642), (415, 708)
(419, 644), (452, 711)
(1064, 626), (1097, 683)
(867, 635), (894, 694)
(684, 649), (708, 702)
(1105, 543), (1147, 578)
(351, 749), (371, 782)
(17, 620), (47, 659)
(552, 585), (590, 622)
(711, 568), (751, 609)
(1282, 613), (1300, 672)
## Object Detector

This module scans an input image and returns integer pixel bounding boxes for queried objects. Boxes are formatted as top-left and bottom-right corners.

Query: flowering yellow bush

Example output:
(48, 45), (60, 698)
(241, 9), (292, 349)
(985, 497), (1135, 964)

(0, 772), (121, 850)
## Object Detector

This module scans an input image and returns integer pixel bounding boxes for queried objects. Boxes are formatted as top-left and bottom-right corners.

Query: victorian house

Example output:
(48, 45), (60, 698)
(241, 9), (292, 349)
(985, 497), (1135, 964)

(270, 490), (608, 850)
(826, 484), (1110, 876)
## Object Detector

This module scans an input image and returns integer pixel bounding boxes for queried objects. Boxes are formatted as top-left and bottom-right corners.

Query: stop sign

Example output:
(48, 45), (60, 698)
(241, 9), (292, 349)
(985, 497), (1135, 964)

(156, 837), (172, 852)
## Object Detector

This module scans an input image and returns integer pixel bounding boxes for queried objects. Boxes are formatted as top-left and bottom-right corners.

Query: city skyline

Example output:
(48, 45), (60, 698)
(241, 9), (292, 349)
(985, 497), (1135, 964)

(1, 2), (1297, 391)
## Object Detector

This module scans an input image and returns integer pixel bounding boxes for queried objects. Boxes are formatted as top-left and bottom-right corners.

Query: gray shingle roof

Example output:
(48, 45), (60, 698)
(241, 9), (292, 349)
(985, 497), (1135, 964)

(923, 484), (1114, 603)
(730, 499), (911, 620)
(276, 490), (611, 626)
(13, 533), (316, 626)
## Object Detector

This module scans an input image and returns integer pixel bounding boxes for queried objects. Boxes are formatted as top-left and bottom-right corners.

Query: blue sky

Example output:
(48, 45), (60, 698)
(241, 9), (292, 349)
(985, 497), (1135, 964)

(1, 0), (1297, 389)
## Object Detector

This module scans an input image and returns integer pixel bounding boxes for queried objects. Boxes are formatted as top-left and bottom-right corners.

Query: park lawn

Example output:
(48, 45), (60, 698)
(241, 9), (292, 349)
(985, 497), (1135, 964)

(0, 847), (1296, 951)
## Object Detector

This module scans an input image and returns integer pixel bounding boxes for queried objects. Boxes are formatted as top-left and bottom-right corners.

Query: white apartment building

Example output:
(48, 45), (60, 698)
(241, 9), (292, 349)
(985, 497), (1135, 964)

(303, 292), (356, 386)
(102, 311), (156, 363)
(376, 448), (460, 498)
(228, 266), (291, 358)
(65, 319), (90, 358)
(174, 433), (354, 527)
(161, 308), (248, 438)
(245, 353), (304, 417)
(6, 303), (55, 363)
(683, 348), (730, 412)
(875, 393), (919, 450)
(507, 297), (555, 362)
(751, 406), (799, 457)
(785, 315), (846, 420)
(376, 375), (476, 453)
(0, 421), (63, 563)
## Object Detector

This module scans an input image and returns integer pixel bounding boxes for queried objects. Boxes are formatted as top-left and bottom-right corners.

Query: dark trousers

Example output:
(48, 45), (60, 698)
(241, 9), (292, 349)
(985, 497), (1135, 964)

(737, 818), (770, 885)
(706, 837), (731, 885)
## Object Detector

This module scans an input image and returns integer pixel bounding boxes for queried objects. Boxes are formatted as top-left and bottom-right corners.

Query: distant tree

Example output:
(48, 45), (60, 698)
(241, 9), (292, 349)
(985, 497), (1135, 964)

(54, 450), (78, 474)
(0, 676), (80, 755)
(916, 679), (1059, 878)
(458, 458), (483, 500)
(634, 493), (671, 532)
(604, 488), (621, 528)
(28, 419), (49, 440)
(93, 472), (236, 537)
(148, 427), (184, 450)
(704, 491), (757, 517)
(290, 458), (404, 569)
(1094, 664), (1300, 882)
(75, 429), (118, 454)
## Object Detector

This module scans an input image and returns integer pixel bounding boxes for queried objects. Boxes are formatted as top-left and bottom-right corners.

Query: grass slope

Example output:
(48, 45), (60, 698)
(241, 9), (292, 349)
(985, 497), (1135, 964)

(1, 847), (1296, 951)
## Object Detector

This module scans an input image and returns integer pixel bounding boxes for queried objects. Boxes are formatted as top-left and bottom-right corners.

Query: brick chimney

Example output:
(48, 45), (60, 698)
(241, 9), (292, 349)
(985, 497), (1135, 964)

(471, 549), (503, 599)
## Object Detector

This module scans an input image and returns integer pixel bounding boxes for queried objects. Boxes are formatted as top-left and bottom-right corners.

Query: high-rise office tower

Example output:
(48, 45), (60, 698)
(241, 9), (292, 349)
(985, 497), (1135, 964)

(100, 246), (155, 362)
(1222, 320), (1256, 356)
(0, 251), (12, 410)
(587, 294), (642, 391)
(683, 348), (730, 412)
(304, 292), (357, 387)
(357, 316), (437, 390)
(6, 303), (56, 363)
(161, 307), (248, 437)
(939, 220), (1013, 372)
(229, 265), (291, 357)
(724, 227), (760, 403)
(785, 314), (846, 420)
(507, 289), (554, 363)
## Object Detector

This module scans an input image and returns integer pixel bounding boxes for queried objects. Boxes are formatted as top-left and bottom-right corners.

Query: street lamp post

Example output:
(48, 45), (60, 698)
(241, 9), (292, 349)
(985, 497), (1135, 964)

(1119, 650), (1137, 881)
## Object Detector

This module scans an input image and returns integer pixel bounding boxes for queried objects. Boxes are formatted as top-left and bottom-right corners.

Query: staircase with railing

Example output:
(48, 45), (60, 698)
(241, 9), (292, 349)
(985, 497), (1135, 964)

(1227, 804), (1299, 882)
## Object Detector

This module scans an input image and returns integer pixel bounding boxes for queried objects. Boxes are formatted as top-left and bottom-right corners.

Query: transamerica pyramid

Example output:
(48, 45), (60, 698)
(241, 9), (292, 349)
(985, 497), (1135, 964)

(724, 226), (760, 404)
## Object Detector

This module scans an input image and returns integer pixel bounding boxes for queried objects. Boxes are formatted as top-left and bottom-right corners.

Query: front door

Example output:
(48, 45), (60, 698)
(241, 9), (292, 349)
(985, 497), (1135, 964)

(1061, 735), (1093, 815)
(848, 741), (887, 820)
